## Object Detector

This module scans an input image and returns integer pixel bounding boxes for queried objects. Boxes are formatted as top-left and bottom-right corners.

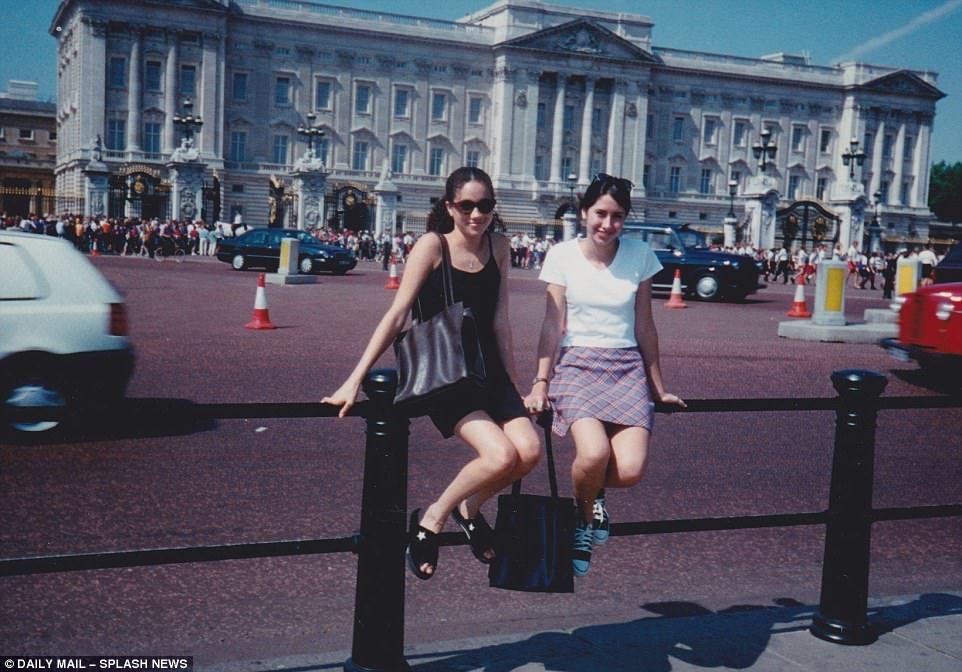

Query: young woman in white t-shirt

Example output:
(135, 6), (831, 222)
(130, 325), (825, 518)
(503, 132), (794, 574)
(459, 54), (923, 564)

(524, 173), (686, 577)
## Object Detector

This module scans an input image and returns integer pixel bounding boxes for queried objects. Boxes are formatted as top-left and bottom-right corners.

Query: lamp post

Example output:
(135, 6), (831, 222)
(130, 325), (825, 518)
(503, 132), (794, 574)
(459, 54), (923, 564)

(172, 97), (203, 149)
(723, 179), (738, 247)
(752, 129), (777, 174)
(841, 137), (866, 181)
(297, 111), (324, 162)
(868, 190), (882, 253)
(563, 172), (578, 240)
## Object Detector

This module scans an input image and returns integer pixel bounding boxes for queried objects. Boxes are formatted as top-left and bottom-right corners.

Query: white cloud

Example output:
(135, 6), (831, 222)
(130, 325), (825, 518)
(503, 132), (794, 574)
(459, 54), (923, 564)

(832, 0), (962, 64)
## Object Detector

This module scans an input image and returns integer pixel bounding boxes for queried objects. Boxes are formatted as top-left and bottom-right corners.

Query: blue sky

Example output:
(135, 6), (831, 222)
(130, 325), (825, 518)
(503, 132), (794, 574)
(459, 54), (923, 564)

(3, 0), (960, 164)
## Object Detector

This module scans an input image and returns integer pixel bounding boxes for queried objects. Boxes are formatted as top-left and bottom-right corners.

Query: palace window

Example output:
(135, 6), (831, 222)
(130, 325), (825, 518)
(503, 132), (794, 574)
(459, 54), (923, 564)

(672, 116), (685, 142)
(646, 114), (654, 140)
(106, 119), (126, 150)
(468, 96), (483, 124)
(788, 175), (801, 199)
(537, 103), (546, 130)
(394, 89), (409, 117)
(179, 65), (196, 96)
(315, 80), (332, 110)
(18, 128), (34, 141)
(669, 166), (682, 192)
(391, 143), (407, 174)
(563, 104), (574, 131)
(272, 135), (289, 165)
(229, 131), (247, 161)
(145, 60), (162, 92)
(903, 136), (914, 162)
(643, 164), (650, 189)
(699, 168), (712, 194)
(466, 149), (480, 168)
(733, 120), (747, 148)
(431, 93), (446, 121)
(534, 155), (546, 181)
(316, 138), (329, 165)
(791, 126), (805, 153)
(879, 179), (889, 204)
(882, 133), (894, 159)
(901, 180), (911, 205)
(355, 84), (371, 114)
(143, 122), (161, 154)
(592, 107), (603, 133)
(816, 177), (827, 200)
(274, 76), (291, 106)
(702, 117), (718, 145)
(353, 140), (369, 170)
(819, 128), (832, 153)
(429, 146), (444, 176)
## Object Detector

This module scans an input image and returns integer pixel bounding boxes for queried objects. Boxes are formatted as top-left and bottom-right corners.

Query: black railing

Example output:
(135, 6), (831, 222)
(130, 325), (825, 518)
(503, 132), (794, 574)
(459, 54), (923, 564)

(2, 369), (960, 671)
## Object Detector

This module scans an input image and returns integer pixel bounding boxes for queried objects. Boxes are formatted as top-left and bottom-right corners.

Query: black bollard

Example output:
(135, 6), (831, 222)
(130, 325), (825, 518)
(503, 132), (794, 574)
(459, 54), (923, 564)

(345, 369), (412, 672)
(810, 369), (887, 645)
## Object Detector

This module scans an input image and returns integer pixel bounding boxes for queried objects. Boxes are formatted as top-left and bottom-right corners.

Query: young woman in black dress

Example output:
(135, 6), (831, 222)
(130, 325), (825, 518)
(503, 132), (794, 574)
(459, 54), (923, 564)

(323, 167), (540, 579)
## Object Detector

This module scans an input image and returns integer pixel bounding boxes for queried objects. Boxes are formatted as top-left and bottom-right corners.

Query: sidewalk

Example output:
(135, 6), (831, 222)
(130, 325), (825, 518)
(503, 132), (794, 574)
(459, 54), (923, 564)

(204, 592), (962, 671)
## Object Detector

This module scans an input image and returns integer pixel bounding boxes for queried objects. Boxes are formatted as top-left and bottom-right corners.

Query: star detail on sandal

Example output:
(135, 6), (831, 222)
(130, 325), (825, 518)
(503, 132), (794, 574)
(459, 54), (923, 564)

(468, 523), (475, 532)
(417, 531), (427, 541)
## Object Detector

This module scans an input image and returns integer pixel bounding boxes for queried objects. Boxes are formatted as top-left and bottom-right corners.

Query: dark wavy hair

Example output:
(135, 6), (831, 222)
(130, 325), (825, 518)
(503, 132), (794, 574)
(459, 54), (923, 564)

(579, 173), (633, 216)
(426, 167), (496, 233)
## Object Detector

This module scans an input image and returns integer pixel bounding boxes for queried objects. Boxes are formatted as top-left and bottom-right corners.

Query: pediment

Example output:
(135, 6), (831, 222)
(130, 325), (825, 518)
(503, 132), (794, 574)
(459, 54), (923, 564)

(228, 114), (255, 127)
(858, 70), (945, 100)
(500, 19), (657, 64)
(463, 135), (489, 149)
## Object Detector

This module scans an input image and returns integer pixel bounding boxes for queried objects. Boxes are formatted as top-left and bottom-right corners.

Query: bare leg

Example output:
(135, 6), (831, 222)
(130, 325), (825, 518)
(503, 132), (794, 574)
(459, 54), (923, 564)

(569, 417), (613, 524)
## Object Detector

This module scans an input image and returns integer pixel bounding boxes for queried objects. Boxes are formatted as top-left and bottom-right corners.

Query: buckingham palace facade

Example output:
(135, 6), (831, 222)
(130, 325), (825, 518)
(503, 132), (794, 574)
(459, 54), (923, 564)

(50, 0), (944, 245)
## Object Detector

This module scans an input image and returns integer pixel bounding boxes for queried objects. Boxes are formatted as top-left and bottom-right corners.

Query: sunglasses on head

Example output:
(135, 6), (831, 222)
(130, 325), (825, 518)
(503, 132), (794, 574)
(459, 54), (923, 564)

(591, 173), (634, 193)
(450, 198), (497, 214)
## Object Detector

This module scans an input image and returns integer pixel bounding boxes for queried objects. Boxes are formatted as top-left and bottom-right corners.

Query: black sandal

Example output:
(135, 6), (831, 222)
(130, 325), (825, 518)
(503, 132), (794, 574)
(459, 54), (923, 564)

(451, 506), (496, 564)
(406, 509), (438, 580)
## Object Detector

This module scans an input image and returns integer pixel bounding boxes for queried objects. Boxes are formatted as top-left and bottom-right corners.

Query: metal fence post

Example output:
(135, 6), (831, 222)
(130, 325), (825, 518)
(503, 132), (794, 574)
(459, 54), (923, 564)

(810, 369), (887, 645)
(345, 369), (411, 672)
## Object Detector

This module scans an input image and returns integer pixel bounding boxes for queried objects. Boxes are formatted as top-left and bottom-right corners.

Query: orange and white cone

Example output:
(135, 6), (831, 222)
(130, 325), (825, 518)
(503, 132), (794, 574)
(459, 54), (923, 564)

(786, 273), (812, 318)
(245, 272), (277, 330)
(384, 255), (401, 290)
(664, 269), (688, 309)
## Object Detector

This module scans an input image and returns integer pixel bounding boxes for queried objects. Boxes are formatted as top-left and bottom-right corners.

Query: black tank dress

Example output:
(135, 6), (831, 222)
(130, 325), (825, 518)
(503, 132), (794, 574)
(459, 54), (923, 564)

(413, 232), (526, 438)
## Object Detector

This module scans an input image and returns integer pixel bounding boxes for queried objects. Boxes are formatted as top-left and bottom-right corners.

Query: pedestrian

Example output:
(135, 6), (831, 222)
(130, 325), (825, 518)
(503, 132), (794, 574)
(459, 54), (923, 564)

(523, 173), (686, 577)
(322, 166), (541, 581)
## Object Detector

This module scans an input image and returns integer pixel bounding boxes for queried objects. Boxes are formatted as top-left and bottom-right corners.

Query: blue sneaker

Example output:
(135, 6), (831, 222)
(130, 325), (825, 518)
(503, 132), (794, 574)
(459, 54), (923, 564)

(572, 519), (593, 576)
(592, 495), (610, 545)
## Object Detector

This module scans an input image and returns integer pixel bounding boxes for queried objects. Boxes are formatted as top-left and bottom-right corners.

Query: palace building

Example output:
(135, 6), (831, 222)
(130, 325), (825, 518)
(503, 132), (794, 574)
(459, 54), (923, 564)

(50, 0), (944, 247)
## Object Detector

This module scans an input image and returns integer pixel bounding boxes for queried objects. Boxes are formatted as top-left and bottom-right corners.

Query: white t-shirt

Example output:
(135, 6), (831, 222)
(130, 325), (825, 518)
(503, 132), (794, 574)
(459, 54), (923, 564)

(539, 237), (662, 348)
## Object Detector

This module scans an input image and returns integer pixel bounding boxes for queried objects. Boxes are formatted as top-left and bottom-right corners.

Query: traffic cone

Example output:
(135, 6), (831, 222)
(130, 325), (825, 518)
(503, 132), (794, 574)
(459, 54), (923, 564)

(786, 272), (812, 318)
(384, 255), (401, 290)
(664, 269), (688, 309)
(245, 273), (277, 330)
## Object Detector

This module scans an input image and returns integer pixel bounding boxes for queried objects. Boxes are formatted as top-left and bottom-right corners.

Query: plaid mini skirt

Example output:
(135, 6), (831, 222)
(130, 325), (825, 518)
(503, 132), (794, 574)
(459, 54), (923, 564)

(549, 346), (654, 437)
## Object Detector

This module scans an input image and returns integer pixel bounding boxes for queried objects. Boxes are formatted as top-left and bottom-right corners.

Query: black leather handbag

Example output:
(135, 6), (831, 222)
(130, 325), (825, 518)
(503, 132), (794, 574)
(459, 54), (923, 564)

(489, 413), (575, 593)
(393, 233), (486, 417)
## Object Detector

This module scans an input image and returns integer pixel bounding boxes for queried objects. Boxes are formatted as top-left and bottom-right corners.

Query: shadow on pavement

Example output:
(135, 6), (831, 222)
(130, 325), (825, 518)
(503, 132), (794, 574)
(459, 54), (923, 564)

(889, 368), (962, 396)
(403, 593), (962, 672)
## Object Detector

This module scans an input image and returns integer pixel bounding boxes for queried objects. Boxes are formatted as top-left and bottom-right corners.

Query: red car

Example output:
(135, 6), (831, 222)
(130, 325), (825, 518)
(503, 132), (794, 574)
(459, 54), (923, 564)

(881, 282), (962, 378)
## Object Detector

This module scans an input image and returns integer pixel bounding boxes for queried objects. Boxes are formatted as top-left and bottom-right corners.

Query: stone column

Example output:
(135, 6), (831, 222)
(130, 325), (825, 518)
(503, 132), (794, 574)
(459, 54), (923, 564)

(743, 174), (780, 250)
(869, 120), (885, 195)
(577, 77), (594, 185)
(373, 167), (399, 238)
(892, 122), (905, 202)
(291, 154), (329, 231)
(83, 158), (111, 218)
(126, 27), (142, 153)
(520, 69), (541, 184)
(631, 82), (650, 193)
(164, 35), (177, 154)
(200, 32), (219, 157)
(912, 118), (932, 207)
(80, 17), (107, 151)
(168, 157), (206, 223)
(549, 74), (566, 184)
(606, 80), (626, 175)
(831, 180), (867, 251)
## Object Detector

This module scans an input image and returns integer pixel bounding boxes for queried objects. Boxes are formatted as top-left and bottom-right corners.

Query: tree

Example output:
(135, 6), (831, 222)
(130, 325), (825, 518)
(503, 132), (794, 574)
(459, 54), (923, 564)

(928, 161), (962, 223)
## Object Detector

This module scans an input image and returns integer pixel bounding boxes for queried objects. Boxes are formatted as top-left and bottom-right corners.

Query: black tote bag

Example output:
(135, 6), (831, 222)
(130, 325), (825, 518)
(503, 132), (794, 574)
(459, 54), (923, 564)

(489, 412), (575, 593)
(393, 233), (486, 417)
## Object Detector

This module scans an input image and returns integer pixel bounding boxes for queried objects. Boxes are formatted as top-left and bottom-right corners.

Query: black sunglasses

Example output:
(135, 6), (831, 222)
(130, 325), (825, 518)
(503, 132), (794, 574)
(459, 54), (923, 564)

(450, 198), (497, 214)
(592, 173), (634, 192)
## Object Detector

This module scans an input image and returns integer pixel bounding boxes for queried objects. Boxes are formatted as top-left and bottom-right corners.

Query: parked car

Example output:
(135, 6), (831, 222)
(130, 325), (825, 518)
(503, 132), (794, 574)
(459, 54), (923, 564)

(215, 227), (357, 275)
(881, 281), (962, 379)
(0, 231), (135, 437)
(621, 223), (765, 301)
(933, 240), (962, 284)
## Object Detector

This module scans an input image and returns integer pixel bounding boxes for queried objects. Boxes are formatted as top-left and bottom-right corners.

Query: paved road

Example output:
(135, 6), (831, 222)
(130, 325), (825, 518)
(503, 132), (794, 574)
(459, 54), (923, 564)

(1, 254), (959, 665)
